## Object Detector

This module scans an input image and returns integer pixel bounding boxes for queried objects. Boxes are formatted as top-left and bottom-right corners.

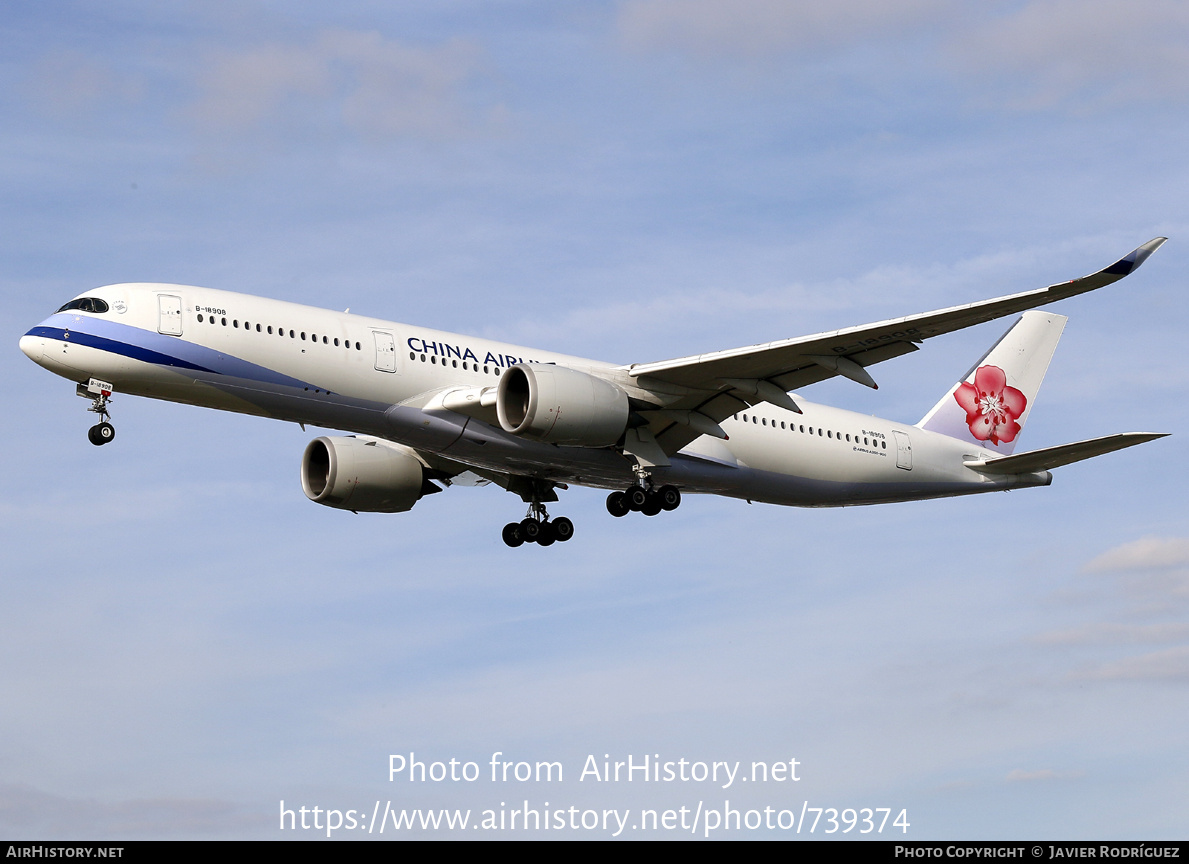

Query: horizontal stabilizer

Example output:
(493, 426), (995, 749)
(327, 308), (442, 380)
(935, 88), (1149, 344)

(964, 432), (1168, 475)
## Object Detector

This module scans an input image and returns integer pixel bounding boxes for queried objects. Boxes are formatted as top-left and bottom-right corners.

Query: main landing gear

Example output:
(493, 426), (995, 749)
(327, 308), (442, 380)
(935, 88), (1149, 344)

(502, 501), (575, 548)
(606, 483), (681, 518)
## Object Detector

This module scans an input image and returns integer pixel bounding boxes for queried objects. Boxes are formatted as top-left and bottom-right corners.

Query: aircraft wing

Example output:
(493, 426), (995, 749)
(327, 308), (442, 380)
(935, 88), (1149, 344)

(626, 238), (1166, 455)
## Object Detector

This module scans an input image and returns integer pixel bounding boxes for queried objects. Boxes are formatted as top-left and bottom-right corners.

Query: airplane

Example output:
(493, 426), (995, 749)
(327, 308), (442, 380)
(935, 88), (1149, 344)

(19, 238), (1169, 548)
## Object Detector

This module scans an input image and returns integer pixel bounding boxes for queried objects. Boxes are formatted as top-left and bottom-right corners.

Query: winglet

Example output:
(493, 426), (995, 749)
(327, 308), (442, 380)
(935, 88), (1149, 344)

(1103, 237), (1166, 276)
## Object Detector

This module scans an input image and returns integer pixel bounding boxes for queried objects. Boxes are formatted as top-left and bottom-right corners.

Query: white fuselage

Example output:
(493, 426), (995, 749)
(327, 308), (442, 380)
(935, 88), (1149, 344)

(20, 283), (1049, 508)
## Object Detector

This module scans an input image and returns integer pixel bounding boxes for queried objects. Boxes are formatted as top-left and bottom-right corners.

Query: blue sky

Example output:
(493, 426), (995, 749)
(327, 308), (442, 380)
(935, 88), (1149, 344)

(2, 0), (1186, 839)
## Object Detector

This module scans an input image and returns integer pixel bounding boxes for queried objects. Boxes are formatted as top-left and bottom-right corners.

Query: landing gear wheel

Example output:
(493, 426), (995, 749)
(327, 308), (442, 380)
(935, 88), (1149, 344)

(626, 486), (648, 511)
(520, 518), (542, 543)
(88, 422), (115, 446)
(536, 521), (557, 546)
(641, 493), (663, 516)
(552, 517), (574, 542)
(502, 522), (524, 548)
(658, 485), (681, 511)
(606, 492), (629, 518)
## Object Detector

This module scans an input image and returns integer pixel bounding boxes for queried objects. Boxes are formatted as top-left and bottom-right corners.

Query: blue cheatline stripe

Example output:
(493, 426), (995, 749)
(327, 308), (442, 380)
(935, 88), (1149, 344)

(27, 320), (327, 392)
(27, 326), (216, 373)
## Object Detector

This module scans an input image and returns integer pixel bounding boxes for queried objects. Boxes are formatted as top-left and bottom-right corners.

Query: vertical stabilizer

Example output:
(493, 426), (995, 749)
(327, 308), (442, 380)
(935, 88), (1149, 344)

(917, 311), (1066, 455)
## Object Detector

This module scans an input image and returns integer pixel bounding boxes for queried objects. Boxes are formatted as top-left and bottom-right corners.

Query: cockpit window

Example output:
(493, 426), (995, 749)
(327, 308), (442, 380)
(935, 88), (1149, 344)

(56, 297), (110, 314)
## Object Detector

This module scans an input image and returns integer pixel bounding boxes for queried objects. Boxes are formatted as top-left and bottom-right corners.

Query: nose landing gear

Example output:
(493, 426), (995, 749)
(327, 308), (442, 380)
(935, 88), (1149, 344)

(87, 422), (115, 446)
(78, 378), (116, 446)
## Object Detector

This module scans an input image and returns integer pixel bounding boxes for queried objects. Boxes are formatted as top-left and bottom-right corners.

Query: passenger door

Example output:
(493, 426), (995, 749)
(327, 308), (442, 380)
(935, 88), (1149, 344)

(893, 430), (912, 470)
(157, 294), (182, 336)
(373, 330), (397, 373)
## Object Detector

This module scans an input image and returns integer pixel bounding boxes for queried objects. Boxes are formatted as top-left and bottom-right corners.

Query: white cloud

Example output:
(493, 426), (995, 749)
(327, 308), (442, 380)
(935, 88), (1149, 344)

(25, 51), (143, 118)
(0, 784), (260, 838)
(1006, 768), (1082, 782)
(950, 0), (1189, 110)
(1037, 622), (1189, 646)
(187, 30), (495, 143)
(1081, 646), (1189, 683)
(617, 0), (948, 59)
(616, 0), (1189, 112)
(1083, 536), (1189, 573)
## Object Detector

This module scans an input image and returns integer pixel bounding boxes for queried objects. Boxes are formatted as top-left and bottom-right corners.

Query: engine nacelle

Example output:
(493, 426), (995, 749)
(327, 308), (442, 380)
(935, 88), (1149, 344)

(496, 363), (629, 447)
(301, 436), (429, 513)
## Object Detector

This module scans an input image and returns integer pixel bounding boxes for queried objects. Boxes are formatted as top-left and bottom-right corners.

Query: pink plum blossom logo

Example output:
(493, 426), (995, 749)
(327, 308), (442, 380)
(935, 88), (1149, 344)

(953, 365), (1027, 446)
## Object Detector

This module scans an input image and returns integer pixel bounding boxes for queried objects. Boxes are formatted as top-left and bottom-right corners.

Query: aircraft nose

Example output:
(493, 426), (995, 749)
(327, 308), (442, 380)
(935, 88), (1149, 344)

(19, 333), (44, 363)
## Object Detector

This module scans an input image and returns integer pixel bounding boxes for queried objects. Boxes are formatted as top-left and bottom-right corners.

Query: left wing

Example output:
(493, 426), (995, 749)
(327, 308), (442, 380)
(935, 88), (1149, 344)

(624, 238), (1165, 455)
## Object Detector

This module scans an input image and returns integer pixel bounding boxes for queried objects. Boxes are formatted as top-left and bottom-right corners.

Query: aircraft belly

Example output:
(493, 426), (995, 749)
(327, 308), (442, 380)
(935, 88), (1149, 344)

(208, 378), (391, 433)
(736, 472), (990, 507)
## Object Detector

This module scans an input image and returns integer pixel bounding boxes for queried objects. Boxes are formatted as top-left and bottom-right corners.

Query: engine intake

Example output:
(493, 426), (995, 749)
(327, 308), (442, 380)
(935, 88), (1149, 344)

(301, 436), (431, 513)
(496, 363), (629, 447)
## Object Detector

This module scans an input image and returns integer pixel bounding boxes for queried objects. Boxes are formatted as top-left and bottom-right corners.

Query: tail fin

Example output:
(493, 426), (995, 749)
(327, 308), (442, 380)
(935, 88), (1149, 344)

(917, 310), (1066, 455)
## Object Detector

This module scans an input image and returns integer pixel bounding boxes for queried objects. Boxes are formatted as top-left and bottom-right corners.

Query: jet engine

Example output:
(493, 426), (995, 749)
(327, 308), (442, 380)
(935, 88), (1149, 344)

(301, 436), (434, 513)
(496, 363), (629, 447)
